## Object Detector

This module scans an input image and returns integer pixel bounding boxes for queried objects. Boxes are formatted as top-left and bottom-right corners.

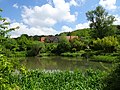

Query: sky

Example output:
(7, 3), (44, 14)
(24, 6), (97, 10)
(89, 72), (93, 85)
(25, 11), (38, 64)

(0, 0), (120, 37)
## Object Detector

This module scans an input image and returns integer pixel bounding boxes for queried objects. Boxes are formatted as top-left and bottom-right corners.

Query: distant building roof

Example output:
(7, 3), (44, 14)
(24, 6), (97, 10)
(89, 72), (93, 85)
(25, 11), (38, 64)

(40, 36), (79, 42)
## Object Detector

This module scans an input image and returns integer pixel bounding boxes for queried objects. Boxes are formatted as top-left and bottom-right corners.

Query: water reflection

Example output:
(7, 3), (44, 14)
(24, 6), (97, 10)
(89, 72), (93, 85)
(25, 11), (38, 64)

(21, 56), (112, 71)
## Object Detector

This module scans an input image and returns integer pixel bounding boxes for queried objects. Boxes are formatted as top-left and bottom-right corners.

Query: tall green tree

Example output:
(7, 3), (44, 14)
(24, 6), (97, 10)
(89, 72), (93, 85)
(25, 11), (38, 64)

(0, 9), (20, 89)
(86, 6), (116, 39)
(0, 8), (19, 54)
(0, 9), (19, 44)
(17, 34), (30, 51)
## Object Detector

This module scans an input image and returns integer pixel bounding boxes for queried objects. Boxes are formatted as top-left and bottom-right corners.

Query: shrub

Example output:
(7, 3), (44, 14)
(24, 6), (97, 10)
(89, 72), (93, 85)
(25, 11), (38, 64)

(103, 63), (120, 90)
(93, 36), (119, 53)
(45, 43), (58, 53)
(0, 54), (20, 89)
(70, 38), (85, 52)
(27, 41), (45, 56)
(14, 51), (27, 57)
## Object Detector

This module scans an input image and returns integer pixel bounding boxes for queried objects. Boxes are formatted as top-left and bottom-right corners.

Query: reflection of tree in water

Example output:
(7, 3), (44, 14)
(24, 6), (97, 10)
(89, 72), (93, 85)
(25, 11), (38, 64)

(21, 56), (112, 71)
(52, 57), (81, 71)
(22, 57), (57, 70)
(22, 57), (42, 70)
(53, 57), (112, 71)
(41, 57), (57, 70)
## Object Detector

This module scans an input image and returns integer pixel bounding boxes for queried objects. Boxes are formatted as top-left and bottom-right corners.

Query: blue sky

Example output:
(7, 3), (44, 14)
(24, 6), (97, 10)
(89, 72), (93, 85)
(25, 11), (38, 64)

(0, 0), (120, 37)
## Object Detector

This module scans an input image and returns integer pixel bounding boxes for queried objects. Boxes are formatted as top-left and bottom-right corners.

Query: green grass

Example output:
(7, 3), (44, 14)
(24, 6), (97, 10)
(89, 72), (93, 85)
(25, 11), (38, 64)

(61, 51), (85, 57)
(91, 55), (119, 63)
(39, 52), (55, 57)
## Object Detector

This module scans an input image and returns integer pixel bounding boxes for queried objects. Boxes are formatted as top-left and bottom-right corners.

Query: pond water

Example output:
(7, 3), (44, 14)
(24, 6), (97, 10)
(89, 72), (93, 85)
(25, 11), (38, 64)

(20, 56), (112, 71)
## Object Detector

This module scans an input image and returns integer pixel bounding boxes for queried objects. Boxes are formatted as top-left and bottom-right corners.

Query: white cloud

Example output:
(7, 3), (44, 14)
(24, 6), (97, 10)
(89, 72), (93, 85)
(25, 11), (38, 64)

(99, 0), (117, 10)
(61, 25), (73, 33)
(69, 0), (78, 6)
(9, 22), (58, 38)
(8, 0), (78, 37)
(47, 0), (53, 5)
(75, 22), (90, 29)
(13, 3), (19, 9)
(69, 0), (87, 7)
(113, 15), (120, 25)
(61, 21), (90, 33)
(22, 0), (76, 28)
(9, 21), (90, 38)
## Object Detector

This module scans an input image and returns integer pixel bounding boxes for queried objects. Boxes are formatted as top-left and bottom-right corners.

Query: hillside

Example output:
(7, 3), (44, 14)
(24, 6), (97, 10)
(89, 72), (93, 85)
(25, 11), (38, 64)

(58, 28), (91, 37)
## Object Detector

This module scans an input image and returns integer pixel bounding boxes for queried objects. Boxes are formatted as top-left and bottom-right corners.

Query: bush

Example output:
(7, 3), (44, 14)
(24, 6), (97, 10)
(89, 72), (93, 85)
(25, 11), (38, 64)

(45, 43), (58, 53)
(27, 41), (45, 56)
(0, 54), (21, 89)
(14, 51), (27, 57)
(70, 38), (85, 52)
(93, 36), (119, 53)
(103, 63), (120, 90)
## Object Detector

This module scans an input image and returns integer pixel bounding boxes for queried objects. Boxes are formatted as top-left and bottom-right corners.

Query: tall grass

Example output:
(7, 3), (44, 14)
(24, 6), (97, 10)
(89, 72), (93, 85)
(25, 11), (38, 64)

(91, 55), (119, 63)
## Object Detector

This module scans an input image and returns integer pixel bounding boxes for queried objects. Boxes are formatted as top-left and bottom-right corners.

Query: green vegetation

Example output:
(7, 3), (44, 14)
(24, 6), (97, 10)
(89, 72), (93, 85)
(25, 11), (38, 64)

(91, 55), (118, 63)
(61, 50), (85, 57)
(103, 63), (120, 90)
(0, 6), (120, 61)
(7, 69), (107, 90)
(92, 36), (119, 53)
(86, 6), (116, 39)
(1, 6), (120, 90)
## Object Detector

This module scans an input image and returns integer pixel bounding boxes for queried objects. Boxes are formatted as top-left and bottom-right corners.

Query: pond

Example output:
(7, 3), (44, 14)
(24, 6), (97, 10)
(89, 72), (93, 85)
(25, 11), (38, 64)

(20, 56), (112, 71)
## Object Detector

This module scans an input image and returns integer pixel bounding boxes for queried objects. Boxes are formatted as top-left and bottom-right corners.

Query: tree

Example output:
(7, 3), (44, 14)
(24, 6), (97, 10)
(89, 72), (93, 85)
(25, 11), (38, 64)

(86, 6), (116, 39)
(0, 9), (19, 44)
(56, 36), (71, 54)
(3, 38), (18, 51)
(0, 9), (20, 89)
(17, 34), (30, 51)
(0, 9), (19, 54)
(27, 41), (45, 56)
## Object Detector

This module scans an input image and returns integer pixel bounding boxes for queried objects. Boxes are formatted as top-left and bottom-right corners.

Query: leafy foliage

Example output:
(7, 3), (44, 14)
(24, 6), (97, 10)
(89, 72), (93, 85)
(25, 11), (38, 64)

(8, 69), (107, 90)
(56, 36), (71, 54)
(93, 36), (119, 53)
(17, 35), (31, 51)
(91, 55), (118, 63)
(70, 38), (85, 52)
(86, 6), (116, 39)
(71, 28), (91, 37)
(104, 63), (120, 90)
(0, 53), (22, 89)
(3, 38), (18, 51)
(45, 43), (58, 53)
(27, 41), (45, 56)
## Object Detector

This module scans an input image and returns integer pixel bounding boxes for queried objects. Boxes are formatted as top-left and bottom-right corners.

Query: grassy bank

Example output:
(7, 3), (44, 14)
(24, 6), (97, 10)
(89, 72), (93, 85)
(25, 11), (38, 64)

(90, 55), (119, 63)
